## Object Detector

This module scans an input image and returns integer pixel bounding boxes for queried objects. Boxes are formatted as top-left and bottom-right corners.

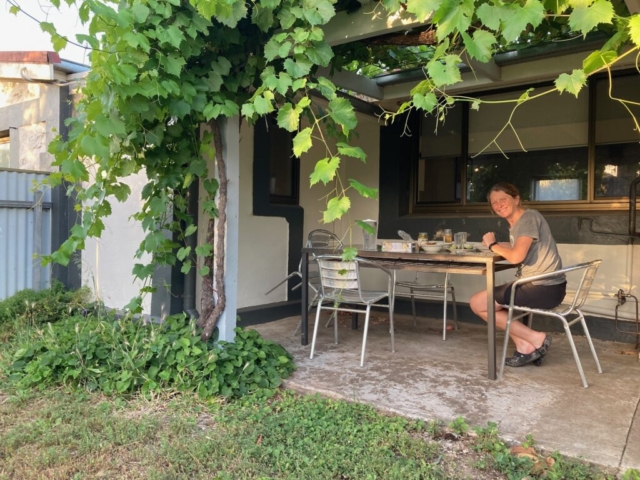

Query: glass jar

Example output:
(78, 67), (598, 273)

(443, 229), (453, 243)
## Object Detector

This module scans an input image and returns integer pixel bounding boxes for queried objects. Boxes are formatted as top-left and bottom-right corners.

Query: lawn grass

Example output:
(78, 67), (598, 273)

(0, 386), (616, 480)
(0, 302), (621, 480)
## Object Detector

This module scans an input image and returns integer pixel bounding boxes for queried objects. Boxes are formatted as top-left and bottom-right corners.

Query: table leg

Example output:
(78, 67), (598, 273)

(486, 261), (496, 380)
(300, 251), (309, 346)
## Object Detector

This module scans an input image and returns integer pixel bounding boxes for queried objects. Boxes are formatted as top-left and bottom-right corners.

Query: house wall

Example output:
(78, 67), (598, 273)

(236, 120), (290, 308)
(81, 171), (152, 313)
(235, 109), (384, 309)
(0, 81), (60, 171)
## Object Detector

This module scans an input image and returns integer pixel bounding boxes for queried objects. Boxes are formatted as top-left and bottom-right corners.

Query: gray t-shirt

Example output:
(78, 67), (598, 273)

(509, 209), (565, 285)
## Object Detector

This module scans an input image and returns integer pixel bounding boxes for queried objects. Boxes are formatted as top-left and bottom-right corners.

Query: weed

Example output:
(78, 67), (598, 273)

(448, 416), (469, 435)
(6, 314), (295, 399)
(623, 469), (640, 480)
(523, 433), (536, 448)
(426, 419), (443, 436)
(0, 281), (91, 329)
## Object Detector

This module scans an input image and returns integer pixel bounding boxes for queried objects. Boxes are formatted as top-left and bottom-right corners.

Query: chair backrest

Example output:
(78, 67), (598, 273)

(564, 259), (602, 310)
(307, 229), (343, 249)
(317, 256), (359, 293)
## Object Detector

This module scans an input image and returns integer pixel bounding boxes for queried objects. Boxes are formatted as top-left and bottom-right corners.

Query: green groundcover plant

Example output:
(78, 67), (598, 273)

(0, 282), (91, 327)
(7, 313), (295, 399)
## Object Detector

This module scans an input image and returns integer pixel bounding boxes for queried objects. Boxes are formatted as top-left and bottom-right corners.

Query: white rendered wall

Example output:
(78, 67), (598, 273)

(235, 121), (289, 308)
(81, 171), (152, 313)
(300, 111), (381, 243)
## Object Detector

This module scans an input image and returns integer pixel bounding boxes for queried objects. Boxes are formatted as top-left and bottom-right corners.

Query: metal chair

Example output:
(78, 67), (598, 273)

(310, 255), (395, 367)
(394, 272), (458, 340)
(500, 260), (603, 388)
(264, 229), (343, 334)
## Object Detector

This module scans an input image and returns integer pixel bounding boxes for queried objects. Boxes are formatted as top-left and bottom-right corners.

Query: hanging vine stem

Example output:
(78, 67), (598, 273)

(197, 118), (227, 341)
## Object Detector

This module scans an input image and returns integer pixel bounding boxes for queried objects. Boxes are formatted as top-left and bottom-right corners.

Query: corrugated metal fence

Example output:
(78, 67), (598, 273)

(0, 170), (52, 300)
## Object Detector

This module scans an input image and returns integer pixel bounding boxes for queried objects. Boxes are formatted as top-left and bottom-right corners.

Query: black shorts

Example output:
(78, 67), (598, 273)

(494, 281), (567, 310)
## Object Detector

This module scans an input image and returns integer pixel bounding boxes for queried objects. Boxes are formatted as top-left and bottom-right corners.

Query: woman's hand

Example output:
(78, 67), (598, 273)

(482, 232), (496, 247)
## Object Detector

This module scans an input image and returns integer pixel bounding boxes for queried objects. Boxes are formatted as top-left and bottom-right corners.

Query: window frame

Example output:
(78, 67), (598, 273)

(410, 70), (638, 215)
(0, 131), (10, 170)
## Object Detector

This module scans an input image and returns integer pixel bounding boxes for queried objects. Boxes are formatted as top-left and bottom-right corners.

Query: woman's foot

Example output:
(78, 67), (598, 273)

(536, 335), (552, 356)
(505, 349), (542, 367)
(533, 335), (552, 366)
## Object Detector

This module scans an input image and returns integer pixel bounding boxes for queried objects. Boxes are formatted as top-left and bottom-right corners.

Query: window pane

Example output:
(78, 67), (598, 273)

(0, 136), (9, 168)
(416, 105), (462, 203)
(467, 148), (588, 202)
(467, 87), (588, 202)
(594, 74), (640, 198)
(468, 87), (588, 155)
(269, 126), (294, 198)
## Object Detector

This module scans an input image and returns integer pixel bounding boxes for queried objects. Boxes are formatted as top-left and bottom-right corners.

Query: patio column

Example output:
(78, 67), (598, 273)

(214, 116), (240, 342)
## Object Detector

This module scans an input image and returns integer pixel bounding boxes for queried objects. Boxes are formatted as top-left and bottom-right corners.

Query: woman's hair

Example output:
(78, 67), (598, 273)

(486, 182), (520, 202)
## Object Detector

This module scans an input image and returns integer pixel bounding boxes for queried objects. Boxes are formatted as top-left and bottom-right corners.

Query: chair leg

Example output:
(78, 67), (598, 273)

(410, 288), (417, 325)
(499, 308), (515, 378)
(309, 304), (323, 360)
(527, 313), (534, 329)
(451, 288), (459, 330)
(579, 312), (603, 374)
(442, 275), (449, 341)
(562, 320), (590, 388)
(334, 309), (339, 345)
(325, 310), (337, 328)
(389, 304), (395, 354)
(360, 304), (373, 367)
(293, 296), (320, 336)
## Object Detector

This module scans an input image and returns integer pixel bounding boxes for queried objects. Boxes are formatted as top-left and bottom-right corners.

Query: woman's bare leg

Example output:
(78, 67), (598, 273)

(469, 290), (545, 354)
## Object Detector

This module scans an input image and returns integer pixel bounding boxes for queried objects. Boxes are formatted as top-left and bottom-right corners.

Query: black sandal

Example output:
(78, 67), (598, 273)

(505, 350), (542, 367)
(533, 335), (552, 366)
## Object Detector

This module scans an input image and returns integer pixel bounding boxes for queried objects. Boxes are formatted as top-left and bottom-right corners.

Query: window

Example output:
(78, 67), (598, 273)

(266, 116), (299, 205)
(412, 71), (640, 213)
(467, 86), (589, 203)
(416, 104), (463, 204)
(0, 132), (9, 168)
(594, 74), (640, 198)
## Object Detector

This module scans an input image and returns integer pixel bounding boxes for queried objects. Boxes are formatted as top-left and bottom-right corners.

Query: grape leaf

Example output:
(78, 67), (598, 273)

(569, 0), (614, 36)
(323, 196), (351, 223)
(310, 157), (340, 186)
(555, 69), (587, 97)
(293, 127), (313, 157)
(349, 179), (378, 199)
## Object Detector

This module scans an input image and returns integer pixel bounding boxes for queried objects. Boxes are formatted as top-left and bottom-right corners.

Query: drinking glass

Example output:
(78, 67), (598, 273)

(443, 229), (453, 243)
(361, 219), (378, 251)
(454, 232), (468, 253)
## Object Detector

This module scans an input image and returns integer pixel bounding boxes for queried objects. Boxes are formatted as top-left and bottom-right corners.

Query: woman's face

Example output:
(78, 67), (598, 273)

(489, 190), (520, 219)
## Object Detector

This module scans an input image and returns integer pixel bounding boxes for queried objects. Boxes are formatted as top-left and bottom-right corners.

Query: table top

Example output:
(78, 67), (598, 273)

(301, 244), (515, 275)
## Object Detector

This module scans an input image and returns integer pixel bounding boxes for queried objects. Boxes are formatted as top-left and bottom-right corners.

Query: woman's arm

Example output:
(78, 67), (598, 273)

(482, 233), (533, 264)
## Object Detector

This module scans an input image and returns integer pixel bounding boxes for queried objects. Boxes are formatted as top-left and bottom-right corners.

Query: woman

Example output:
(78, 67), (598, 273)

(469, 183), (567, 367)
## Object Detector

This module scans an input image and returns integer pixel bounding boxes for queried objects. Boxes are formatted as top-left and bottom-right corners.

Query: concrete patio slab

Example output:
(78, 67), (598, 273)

(251, 312), (640, 473)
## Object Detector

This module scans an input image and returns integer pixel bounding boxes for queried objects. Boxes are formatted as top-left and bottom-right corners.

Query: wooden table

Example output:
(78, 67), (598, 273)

(299, 246), (516, 380)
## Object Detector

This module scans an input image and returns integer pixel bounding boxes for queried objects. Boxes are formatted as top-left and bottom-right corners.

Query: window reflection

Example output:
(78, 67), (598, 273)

(594, 75), (640, 198)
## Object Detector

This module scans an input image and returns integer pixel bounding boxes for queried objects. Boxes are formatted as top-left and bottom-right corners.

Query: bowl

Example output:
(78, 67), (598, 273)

(420, 241), (446, 253)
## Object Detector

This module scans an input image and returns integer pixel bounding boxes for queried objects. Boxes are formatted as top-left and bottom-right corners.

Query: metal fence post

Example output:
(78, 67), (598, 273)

(33, 189), (43, 291)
